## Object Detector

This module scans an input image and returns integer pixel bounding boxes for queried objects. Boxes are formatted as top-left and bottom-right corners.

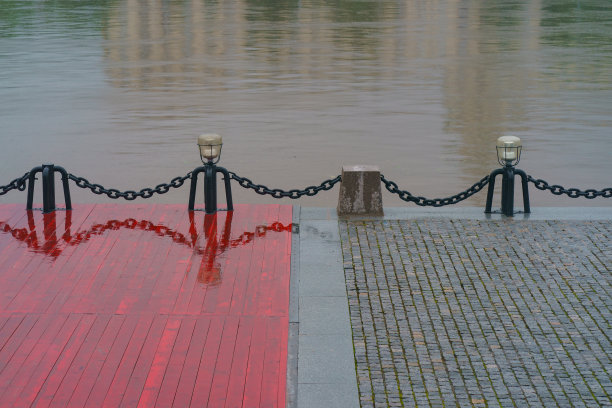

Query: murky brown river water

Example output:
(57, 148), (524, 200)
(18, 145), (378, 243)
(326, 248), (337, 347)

(1, 0), (611, 208)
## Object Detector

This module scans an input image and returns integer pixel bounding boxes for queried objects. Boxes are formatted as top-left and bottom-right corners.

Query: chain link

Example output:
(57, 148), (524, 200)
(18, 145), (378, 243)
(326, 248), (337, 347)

(0, 172), (30, 196)
(380, 174), (490, 206)
(228, 171), (341, 199)
(9, 167), (611, 206)
(68, 172), (192, 200)
(527, 176), (612, 199)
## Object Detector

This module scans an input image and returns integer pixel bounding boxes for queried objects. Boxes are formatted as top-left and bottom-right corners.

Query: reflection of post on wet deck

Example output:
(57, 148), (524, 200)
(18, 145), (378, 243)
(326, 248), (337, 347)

(192, 211), (234, 286)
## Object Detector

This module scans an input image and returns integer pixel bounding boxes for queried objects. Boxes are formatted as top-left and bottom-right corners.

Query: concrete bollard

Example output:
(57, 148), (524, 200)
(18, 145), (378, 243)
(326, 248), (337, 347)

(337, 165), (383, 216)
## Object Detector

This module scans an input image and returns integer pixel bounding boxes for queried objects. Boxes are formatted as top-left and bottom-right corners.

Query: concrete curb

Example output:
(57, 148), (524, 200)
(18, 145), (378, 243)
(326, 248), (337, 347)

(293, 207), (360, 408)
(302, 206), (612, 221)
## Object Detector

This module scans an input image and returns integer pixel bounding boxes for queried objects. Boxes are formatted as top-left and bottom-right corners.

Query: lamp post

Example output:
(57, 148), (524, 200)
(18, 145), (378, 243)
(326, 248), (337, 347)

(485, 136), (530, 216)
(188, 134), (233, 213)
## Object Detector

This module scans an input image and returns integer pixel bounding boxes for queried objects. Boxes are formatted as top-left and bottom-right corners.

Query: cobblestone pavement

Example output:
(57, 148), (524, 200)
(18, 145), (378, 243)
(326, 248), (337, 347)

(339, 219), (612, 407)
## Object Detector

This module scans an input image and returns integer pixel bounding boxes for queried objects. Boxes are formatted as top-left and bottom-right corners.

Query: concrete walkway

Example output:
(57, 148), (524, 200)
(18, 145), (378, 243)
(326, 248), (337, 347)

(293, 207), (612, 407)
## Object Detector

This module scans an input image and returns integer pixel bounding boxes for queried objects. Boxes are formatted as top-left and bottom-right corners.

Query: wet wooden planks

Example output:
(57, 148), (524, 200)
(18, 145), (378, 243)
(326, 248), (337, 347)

(0, 204), (291, 407)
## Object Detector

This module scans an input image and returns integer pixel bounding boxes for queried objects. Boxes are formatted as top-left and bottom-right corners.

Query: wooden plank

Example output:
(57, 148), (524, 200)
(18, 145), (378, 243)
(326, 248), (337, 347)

(72, 205), (158, 314)
(135, 317), (181, 407)
(188, 316), (228, 407)
(124, 206), (191, 314)
(67, 314), (125, 408)
(0, 313), (53, 386)
(0, 314), (70, 406)
(100, 313), (157, 408)
(227, 226), (256, 316)
(84, 314), (143, 407)
(0, 314), (26, 351)
(14, 314), (83, 407)
(116, 314), (168, 408)
(255, 219), (282, 317)
(205, 204), (266, 316)
(0, 205), (28, 263)
(33, 205), (98, 313)
(0, 211), (67, 312)
(0, 205), (30, 262)
(263, 234), (291, 317)
(170, 211), (216, 315)
(224, 316), (255, 407)
(260, 317), (286, 408)
(146, 209), (200, 315)
(124, 205), (190, 314)
(154, 317), (197, 408)
(277, 316), (289, 408)
(54, 203), (128, 313)
(0, 314), (39, 373)
(0, 315), (10, 334)
(241, 205), (276, 316)
(8, 206), (97, 313)
(48, 314), (113, 407)
(104, 205), (173, 314)
(206, 315), (240, 407)
(241, 317), (269, 407)
(31, 313), (97, 408)
(45, 205), (126, 314)
(200, 208), (255, 316)
(170, 317), (211, 408)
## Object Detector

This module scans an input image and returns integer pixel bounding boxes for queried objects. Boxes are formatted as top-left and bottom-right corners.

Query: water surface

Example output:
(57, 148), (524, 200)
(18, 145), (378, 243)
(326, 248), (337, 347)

(1, 0), (611, 207)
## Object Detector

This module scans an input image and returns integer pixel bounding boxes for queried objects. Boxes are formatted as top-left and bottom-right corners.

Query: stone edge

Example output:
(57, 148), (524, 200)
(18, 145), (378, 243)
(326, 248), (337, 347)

(286, 204), (300, 408)
(300, 206), (612, 221)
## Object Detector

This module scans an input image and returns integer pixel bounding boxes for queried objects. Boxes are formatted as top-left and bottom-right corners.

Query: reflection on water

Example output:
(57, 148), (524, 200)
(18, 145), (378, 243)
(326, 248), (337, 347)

(0, 211), (198, 259)
(1, 0), (611, 207)
(191, 212), (292, 285)
(0, 210), (291, 287)
(197, 212), (232, 286)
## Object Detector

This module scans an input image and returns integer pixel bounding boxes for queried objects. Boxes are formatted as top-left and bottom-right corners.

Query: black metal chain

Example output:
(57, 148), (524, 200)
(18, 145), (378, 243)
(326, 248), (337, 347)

(9, 166), (611, 205)
(228, 171), (341, 199)
(527, 176), (612, 199)
(0, 172), (30, 196)
(68, 172), (192, 200)
(381, 174), (490, 207)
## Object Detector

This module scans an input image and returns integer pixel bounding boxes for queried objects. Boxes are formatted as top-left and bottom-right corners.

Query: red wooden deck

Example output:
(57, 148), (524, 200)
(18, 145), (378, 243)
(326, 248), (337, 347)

(0, 203), (292, 407)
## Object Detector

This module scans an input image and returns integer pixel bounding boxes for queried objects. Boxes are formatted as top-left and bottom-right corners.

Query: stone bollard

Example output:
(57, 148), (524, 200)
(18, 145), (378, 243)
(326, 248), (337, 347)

(337, 165), (383, 216)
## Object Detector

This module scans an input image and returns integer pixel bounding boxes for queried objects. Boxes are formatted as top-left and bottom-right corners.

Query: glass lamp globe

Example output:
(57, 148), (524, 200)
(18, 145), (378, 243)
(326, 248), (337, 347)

(198, 134), (223, 164)
(496, 136), (522, 166)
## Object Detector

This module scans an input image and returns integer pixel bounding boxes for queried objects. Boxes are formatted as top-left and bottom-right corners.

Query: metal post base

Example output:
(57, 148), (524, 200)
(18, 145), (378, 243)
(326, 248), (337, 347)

(484, 166), (530, 216)
(26, 164), (72, 213)
(188, 163), (234, 213)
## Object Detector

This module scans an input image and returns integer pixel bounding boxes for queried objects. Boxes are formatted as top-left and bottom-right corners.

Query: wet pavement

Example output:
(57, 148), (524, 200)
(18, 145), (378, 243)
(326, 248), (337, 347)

(1, 203), (611, 407)
(334, 212), (612, 407)
(0, 204), (292, 407)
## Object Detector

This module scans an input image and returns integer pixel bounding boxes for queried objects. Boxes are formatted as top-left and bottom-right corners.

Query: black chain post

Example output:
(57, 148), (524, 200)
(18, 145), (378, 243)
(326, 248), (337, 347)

(26, 164), (72, 213)
(484, 166), (530, 216)
(188, 164), (233, 213)
(5, 165), (611, 215)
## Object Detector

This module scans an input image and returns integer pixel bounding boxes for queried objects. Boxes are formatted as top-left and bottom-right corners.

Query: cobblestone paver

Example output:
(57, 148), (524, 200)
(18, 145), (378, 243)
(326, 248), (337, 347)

(339, 219), (612, 407)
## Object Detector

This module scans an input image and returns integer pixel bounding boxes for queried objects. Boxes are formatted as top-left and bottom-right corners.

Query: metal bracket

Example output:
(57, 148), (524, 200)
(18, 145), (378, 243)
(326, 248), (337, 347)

(485, 166), (530, 216)
(26, 164), (72, 213)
